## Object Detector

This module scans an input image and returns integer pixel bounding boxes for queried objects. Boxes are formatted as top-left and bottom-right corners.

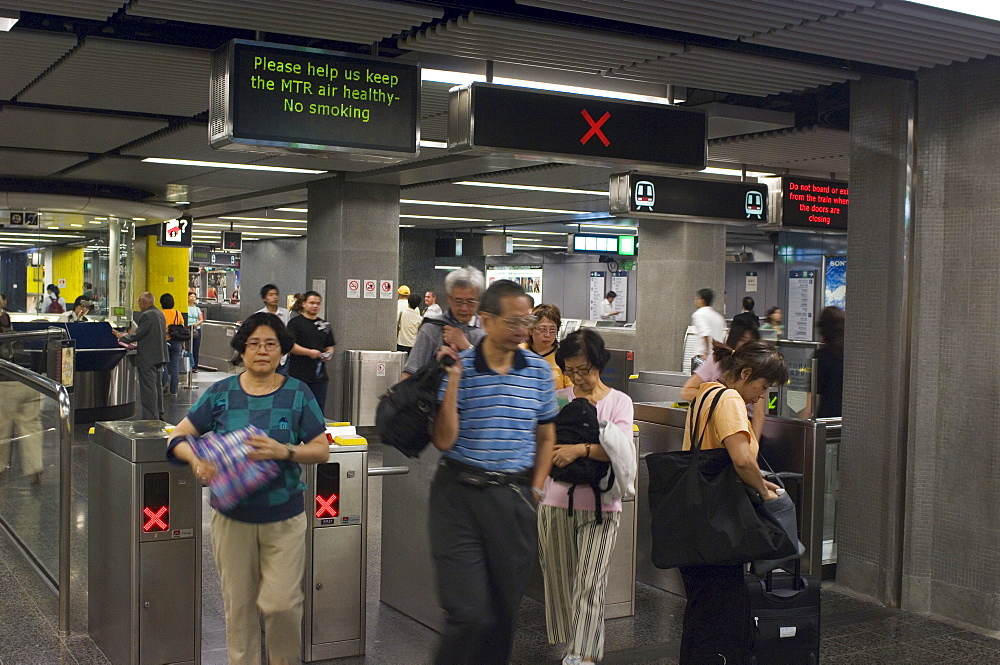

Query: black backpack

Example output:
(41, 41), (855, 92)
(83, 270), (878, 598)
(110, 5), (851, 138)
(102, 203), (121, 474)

(375, 358), (450, 458)
(549, 397), (615, 523)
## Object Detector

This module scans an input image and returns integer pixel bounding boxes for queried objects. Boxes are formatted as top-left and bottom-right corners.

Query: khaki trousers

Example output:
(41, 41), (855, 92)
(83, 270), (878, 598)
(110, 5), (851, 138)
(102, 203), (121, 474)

(210, 511), (306, 665)
(0, 382), (44, 476)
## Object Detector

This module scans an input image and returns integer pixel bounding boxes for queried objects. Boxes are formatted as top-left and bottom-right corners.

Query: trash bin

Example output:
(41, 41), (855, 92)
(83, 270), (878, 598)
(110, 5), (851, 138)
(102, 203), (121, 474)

(88, 420), (201, 665)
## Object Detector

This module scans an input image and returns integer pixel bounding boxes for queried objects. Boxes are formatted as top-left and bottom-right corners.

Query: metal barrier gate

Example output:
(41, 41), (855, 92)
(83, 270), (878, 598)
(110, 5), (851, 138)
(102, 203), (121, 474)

(89, 421), (202, 665)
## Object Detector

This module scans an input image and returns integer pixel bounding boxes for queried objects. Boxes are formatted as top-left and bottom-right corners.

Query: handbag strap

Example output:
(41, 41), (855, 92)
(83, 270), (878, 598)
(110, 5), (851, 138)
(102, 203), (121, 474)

(686, 385), (727, 454)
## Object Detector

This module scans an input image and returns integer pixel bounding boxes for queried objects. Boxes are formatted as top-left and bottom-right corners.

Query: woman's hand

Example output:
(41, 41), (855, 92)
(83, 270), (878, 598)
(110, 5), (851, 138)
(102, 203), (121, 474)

(191, 457), (218, 482)
(552, 443), (587, 468)
(247, 434), (290, 461)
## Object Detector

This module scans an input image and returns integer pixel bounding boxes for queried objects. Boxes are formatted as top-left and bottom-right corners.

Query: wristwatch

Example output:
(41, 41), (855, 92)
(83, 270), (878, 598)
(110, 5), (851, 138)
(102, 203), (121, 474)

(286, 445), (296, 461)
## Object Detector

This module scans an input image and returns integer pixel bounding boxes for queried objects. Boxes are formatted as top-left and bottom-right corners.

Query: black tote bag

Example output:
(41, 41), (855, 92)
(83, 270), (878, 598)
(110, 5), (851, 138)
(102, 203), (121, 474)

(646, 387), (797, 569)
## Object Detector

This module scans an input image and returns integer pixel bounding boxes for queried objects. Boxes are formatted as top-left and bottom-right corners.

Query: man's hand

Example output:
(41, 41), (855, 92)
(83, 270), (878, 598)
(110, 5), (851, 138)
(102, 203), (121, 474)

(442, 325), (471, 351)
(436, 346), (463, 379)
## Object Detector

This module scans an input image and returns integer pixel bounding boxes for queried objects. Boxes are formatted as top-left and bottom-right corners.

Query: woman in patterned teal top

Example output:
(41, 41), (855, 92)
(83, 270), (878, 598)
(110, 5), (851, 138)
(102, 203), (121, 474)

(167, 312), (329, 665)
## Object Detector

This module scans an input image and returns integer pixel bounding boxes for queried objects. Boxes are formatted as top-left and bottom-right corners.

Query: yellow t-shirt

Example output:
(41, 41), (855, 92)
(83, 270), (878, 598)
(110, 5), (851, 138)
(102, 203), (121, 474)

(683, 381), (757, 456)
(520, 343), (573, 389)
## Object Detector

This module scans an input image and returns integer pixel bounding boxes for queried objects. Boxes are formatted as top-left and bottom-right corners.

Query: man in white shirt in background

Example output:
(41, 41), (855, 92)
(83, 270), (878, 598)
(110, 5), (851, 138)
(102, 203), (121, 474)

(257, 283), (291, 374)
(598, 291), (620, 321)
(691, 288), (726, 359)
(424, 290), (443, 319)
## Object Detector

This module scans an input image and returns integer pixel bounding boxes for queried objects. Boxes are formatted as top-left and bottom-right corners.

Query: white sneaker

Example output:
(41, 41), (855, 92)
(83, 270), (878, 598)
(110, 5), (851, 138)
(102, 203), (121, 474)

(562, 657), (582, 665)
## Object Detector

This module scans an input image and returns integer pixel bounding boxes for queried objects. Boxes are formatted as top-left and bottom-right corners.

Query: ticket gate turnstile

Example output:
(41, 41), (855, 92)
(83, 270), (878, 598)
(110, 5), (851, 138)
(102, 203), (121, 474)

(89, 420), (201, 665)
(302, 443), (408, 662)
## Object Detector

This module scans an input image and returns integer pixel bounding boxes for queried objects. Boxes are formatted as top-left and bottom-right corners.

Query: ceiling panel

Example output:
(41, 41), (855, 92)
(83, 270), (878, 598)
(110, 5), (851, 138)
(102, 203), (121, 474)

(708, 126), (850, 176)
(172, 168), (330, 190)
(610, 45), (859, 97)
(518, 0), (870, 41)
(0, 30), (77, 100)
(121, 124), (261, 163)
(19, 37), (211, 116)
(127, 0), (443, 44)
(0, 148), (88, 177)
(399, 11), (682, 76)
(0, 107), (167, 153)
(0, 0), (126, 21)
(60, 155), (212, 190)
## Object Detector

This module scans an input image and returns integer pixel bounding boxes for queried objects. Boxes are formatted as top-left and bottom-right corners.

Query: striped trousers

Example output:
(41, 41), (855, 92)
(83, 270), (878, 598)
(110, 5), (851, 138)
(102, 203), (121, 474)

(538, 505), (621, 662)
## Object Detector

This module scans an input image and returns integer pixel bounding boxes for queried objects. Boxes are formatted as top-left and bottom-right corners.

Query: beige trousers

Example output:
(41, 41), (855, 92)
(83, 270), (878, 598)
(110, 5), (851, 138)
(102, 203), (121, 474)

(210, 510), (307, 665)
(0, 382), (44, 476)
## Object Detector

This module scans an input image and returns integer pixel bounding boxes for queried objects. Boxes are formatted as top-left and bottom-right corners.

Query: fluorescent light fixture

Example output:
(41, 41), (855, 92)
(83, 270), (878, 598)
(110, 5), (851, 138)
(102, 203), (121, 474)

(455, 181), (608, 196)
(0, 11), (19, 31)
(199, 223), (306, 231)
(700, 167), (775, 178)
(900, 0), (1000, 20)
(242, 232), (305, 237)
(419, 140), (449, 149)
(435, 265), (463, 270)
(512, 243), (566, 249)
(275, 207), (308, 213)
(401, 199), (588, 215)
(142, 157), (328, 174)
(484, 229), (566, 236)
(218, 217), (308, 224)
(132, 217), (146, 221)
(421, 69), (676, 104)
(0, 232), (84, 239)
(400, 224), (416, 228)
(88, 221), (103, 225)
(400, 214), (490, 222)
(70, 224), (83, 227)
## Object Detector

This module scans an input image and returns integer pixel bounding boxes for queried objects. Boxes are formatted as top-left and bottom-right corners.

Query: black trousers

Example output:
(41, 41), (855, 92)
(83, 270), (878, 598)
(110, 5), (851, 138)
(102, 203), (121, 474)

(429, 462), (537, 665)
(678, 564), (754, 665)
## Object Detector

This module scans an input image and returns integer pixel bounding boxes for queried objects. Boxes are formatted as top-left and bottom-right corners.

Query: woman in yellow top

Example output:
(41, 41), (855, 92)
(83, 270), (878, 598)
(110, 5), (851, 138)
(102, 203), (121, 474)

(521, 303), (573, 389)
(160, 293), (185, 396)
(679, 340), (788, 665)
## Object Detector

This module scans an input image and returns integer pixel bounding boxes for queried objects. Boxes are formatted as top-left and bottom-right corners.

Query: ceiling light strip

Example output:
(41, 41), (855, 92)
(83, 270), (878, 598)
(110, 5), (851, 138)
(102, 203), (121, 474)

(454, 181), (608, 196)
(401, 199), (588, 215)
(142, 158), (328, 174)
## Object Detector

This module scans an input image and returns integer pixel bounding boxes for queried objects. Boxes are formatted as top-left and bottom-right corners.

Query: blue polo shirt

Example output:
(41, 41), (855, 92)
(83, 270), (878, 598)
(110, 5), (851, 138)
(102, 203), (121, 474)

(438, 343), (559, 472)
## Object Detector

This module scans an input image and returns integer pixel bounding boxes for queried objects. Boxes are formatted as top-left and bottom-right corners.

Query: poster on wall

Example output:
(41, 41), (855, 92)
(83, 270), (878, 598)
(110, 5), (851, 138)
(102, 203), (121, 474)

(486, 266), (543, 305)
(823, 256), (846, 310)
(589, 271), (606, 320)
(611, 271), (628, 321)
(787, 270), (816, 341)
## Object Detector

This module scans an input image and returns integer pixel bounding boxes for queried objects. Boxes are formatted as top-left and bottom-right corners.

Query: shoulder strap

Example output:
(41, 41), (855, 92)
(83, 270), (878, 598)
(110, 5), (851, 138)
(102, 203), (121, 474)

(687, 386), (727, 453)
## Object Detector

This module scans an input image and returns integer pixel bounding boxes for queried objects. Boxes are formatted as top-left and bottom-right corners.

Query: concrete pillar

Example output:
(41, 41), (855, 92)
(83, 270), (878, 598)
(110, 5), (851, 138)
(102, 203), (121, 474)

(838, 74), (914, 607)
(634, 221), (725, 372)
(306, 175), (400, 420)
(398, 228), (436, 303)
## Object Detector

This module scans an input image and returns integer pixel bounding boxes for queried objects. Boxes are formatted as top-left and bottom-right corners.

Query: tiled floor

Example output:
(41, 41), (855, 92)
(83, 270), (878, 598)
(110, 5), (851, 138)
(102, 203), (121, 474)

(2, 370), (999, 664)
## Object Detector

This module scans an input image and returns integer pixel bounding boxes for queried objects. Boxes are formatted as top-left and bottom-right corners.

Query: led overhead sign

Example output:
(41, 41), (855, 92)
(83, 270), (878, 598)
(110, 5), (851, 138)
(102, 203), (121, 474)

(449, 83), (706, 170)
(776, 177), (849, 231)
(609, 173), (769, 225)
(572, 234), (637, 255)
(210, 40), (420, 158)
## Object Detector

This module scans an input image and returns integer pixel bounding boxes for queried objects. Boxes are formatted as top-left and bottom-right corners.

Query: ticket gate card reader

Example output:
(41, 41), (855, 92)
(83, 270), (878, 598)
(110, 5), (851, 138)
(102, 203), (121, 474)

(89, 420), (201, 665)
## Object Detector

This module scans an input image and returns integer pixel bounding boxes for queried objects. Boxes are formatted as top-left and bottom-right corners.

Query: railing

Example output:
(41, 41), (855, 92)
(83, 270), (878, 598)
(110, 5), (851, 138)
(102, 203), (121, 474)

(0, 328), (74, 636)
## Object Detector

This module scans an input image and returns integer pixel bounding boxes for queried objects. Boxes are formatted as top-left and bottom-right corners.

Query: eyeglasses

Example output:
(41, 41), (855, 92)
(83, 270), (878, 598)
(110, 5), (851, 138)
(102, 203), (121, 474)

(532, 325), (558, 335)
(246, 340), (281, 351)
(562, 365), (593, 377)
(450, 298), (479, 307)
(498, 315), (538, 331)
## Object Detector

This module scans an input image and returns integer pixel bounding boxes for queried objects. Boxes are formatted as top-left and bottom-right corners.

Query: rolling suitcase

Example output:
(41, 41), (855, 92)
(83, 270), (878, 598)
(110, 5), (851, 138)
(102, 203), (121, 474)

(747, 471), (821, 665)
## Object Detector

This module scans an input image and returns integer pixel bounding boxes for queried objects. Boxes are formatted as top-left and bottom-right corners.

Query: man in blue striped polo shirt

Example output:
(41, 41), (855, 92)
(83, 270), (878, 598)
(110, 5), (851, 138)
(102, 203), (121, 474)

(431, 279), (558, 665)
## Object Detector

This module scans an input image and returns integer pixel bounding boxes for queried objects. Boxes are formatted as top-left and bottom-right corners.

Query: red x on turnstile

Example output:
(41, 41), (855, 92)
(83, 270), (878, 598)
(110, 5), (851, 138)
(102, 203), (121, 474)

(315, 494), (339, 518)
(580, 109), (611, 147)
(143, 506), (168, 531)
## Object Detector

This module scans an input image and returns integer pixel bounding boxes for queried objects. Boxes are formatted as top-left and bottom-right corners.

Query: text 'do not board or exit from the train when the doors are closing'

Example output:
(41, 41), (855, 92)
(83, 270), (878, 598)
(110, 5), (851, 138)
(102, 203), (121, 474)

(780, 177), (849, 231)
(210, 40), (420, 158)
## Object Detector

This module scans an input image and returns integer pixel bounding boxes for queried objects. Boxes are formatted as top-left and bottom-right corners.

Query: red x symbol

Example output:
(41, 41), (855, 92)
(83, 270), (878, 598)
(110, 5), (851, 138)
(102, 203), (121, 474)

(143, 506), (168, 531)
(316, 494), (339, 518)
(580, 109), (611, 147)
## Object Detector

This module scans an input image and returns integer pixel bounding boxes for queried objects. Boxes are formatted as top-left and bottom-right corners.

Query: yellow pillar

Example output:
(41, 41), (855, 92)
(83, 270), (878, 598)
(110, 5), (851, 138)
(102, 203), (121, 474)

(51, 246), (84, 303)
(144, 235), (188, 312)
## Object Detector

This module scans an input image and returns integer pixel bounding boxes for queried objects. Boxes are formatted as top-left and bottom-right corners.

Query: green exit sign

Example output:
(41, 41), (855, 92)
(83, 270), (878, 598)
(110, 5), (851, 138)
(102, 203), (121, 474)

(618, 235), (637, 256)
